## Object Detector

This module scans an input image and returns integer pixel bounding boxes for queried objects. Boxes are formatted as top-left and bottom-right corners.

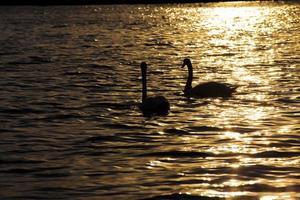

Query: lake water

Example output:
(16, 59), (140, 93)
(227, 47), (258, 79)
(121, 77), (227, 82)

(0, 2), (299, 200)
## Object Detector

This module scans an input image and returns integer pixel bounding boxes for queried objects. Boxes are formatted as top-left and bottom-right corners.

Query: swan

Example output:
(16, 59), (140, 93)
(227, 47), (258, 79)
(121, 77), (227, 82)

(181, 58), (236, 98)
(139, 62), (170, 116)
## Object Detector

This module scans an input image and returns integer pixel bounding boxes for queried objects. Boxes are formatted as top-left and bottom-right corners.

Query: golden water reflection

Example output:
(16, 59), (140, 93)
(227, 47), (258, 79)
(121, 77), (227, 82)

(158, 3), (300, 199)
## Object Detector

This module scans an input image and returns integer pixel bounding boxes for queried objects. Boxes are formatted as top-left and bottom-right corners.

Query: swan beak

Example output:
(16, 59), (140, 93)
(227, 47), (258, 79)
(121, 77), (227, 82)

(181, 63), (186, 68)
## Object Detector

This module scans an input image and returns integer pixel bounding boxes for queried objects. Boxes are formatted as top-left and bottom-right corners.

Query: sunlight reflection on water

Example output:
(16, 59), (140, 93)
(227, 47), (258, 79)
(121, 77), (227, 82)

(0, 1), (299, 200)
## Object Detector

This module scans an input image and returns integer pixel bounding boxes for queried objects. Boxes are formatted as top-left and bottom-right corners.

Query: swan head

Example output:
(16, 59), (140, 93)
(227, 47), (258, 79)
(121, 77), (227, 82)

(140, 62), (147, 70)
(182, 58), (192, 68)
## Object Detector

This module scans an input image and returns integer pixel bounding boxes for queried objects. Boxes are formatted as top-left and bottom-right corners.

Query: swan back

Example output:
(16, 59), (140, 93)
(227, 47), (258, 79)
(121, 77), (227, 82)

(191, 81), (236, 98)
(141, 96), (170, 116)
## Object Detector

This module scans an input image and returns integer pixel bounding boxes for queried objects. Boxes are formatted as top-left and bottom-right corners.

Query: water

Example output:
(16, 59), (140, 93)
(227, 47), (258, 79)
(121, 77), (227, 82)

(0, 2), (299, 199)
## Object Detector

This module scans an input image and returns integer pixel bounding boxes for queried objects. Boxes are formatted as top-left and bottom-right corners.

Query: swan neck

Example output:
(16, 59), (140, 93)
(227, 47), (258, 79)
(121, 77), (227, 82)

(185, 63), (193, 94)
(141, 67), (147, 102)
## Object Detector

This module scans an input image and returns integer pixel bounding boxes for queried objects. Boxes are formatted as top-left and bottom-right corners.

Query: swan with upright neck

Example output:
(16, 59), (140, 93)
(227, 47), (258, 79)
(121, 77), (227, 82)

(181, 58), (236, 98)
(139, 62), (170, 116)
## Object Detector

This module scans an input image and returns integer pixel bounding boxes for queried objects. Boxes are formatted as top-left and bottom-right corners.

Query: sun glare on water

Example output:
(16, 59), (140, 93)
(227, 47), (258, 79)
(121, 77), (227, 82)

(171, 3), (300, 199)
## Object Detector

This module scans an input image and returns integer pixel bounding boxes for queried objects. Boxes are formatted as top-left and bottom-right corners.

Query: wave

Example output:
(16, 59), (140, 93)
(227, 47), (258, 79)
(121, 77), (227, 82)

(250, 151), (300, 158)
(0, 107), (45, 114)
(141, 193), (225, 200)
(135, 150), (214, 158)
(7, 56), (54, 65)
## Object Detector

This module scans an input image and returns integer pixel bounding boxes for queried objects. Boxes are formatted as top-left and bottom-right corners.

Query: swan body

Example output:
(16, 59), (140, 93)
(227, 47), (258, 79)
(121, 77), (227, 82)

(140, 62), (170, 116)
(140, 96), (170, 115)
(182, 58), (236, 98)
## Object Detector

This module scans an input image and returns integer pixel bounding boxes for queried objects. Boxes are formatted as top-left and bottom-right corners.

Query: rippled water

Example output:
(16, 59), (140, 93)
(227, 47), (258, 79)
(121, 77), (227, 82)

(0, 2), (299, 200)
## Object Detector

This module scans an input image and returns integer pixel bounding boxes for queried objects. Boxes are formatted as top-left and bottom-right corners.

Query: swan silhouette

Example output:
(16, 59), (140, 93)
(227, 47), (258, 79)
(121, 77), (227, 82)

(181, 58), (236, 98)
(139, 62), (170, 116)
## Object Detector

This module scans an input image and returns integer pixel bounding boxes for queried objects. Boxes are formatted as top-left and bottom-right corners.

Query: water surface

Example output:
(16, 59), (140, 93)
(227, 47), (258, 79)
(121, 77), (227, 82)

(0, 2), (299, 199)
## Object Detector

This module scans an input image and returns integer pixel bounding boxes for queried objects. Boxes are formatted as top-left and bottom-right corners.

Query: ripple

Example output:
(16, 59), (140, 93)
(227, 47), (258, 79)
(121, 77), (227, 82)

(0, 158), (45, 165)
(136, 150), (214, 158)
(7, 56), (54, 65)
(141, 193), (225, 200)
(163, 128), (190, 135)
(276, 98), (300, 104)
(102, 123), (143, 130)
(187, 126), (223, 133)
(223, 183), (300, 193)
(250, 151), (300, 158)
(0, 107), (45, 114)
(83, 63), (115, 70)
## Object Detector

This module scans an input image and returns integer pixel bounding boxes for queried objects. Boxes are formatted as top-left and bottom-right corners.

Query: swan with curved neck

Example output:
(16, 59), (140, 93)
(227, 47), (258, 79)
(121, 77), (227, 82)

(181, 58), (236, 98)
(140, 62), (170, 116)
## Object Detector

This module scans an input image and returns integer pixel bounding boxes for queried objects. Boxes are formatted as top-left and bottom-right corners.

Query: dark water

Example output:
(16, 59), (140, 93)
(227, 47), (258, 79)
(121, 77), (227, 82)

(0, 2), (299, 200)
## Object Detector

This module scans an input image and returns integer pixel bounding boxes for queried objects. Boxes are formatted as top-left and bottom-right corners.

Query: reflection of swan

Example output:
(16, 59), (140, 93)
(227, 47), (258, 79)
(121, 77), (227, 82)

(181, 58), (236, 98)
(140, 62), (170, 116)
